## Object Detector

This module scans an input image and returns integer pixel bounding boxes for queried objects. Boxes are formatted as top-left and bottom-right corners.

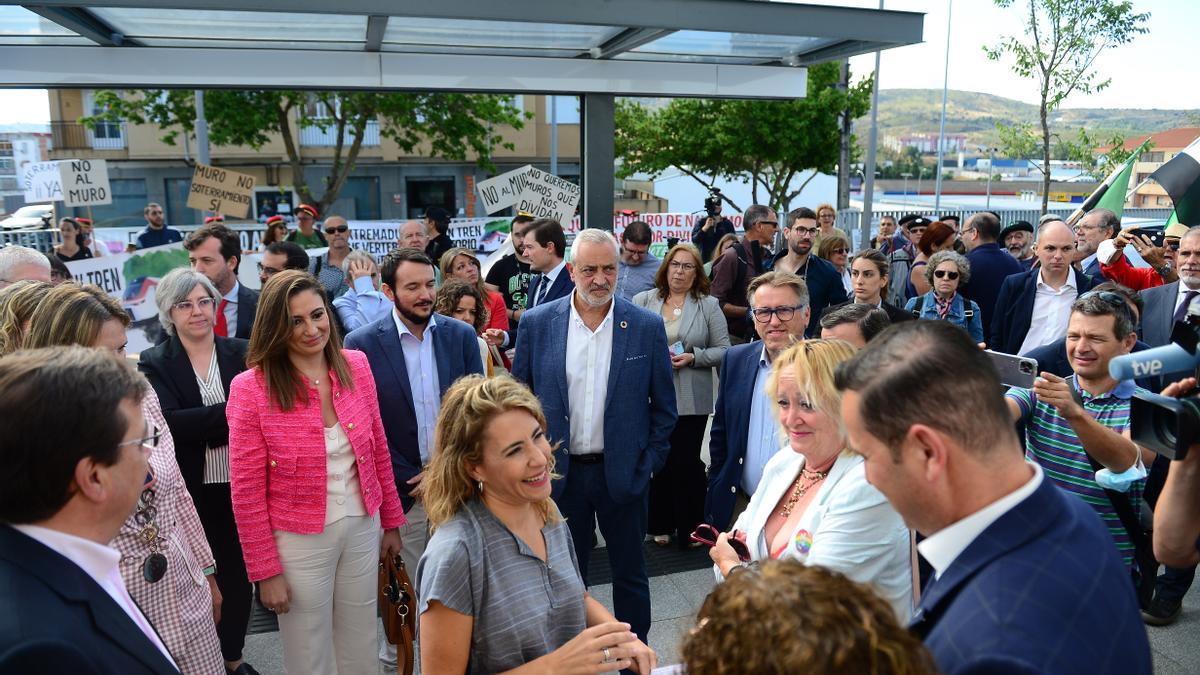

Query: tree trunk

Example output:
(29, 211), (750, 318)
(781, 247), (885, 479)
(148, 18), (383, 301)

(277, 101), (315, 207)
(1040, 95), (1051, 214)
(318, 118), (368, 216)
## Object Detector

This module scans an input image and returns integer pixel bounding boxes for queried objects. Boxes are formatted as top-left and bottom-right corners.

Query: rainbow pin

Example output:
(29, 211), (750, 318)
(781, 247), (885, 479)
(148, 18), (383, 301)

(794, 529), (812, 555)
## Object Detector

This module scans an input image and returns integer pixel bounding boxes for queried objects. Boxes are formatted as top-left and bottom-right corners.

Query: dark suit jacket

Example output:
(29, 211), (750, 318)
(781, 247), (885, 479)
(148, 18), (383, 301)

(989, 268), (1094, 355)
(703, 342), (761, 529)
(823, 299), (914, 325)
(525, 267), (574, 309)
(511, 296), (677, 505)
(963, 242), (1025, 338)
(912, 476), (1152, 674)
(0, 526), (180, 674)
(344, 313), (485, 509)
(1139, 280), (1180, 347)
(137, 335), (248, 501)
(234, 283), (259, 340)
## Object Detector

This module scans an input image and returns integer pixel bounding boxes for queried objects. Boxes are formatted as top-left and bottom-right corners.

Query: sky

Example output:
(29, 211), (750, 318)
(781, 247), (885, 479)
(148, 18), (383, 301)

(0, 0), (1192, 125)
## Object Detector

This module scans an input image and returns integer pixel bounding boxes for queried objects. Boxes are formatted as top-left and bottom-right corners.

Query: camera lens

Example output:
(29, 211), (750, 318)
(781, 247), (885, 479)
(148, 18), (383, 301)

(1019, 362), (1034, 374)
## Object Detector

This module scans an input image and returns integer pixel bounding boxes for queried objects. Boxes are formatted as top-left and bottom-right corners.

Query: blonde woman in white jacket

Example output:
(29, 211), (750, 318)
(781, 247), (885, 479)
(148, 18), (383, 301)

(709, 339), (913, 622)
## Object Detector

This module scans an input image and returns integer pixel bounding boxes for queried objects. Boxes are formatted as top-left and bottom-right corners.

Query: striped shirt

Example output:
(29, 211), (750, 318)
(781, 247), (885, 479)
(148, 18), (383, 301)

(196, 349), (230, 484)
(1006, 376), (1145, 569)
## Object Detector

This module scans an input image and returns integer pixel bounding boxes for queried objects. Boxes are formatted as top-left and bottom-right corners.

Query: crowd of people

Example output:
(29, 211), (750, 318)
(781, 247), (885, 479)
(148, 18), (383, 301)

(2, 199), (1198, 675)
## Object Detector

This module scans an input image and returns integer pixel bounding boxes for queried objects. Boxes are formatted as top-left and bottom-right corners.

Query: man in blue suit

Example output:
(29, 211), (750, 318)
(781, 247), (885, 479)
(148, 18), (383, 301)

(512, 228), (677, 643)
(837, 321), (1151, 674)
(990, 220), (1094, 354)
(1076, 208), (1121, 285)
(521, 218), (575, 314)
(344, 246), (484, 669)
(1, 347), (180, 674)
(705, 271), (810, 530)
(961, 211), (1024, 338)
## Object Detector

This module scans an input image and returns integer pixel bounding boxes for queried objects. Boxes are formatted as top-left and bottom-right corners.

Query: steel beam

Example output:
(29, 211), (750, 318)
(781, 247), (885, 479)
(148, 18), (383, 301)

(580, 93), (614, 231)
(23, 5), (133, 47)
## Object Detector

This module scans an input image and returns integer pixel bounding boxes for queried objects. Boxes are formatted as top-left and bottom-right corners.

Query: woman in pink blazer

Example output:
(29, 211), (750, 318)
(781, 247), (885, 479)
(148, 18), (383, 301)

(227, 270), (405, 675)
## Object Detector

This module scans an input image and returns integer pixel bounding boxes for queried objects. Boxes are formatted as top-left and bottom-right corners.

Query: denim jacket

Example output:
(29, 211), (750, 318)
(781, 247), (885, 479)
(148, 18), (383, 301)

(904, 291), (984, 343)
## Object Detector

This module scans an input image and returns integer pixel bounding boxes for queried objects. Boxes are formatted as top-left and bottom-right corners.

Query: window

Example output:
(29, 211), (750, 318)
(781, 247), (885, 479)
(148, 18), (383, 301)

(328, 176), (381, 220)
(546, 96), (580, 124)
(82, 90), (125, 149)
(405, 177), (456, 219)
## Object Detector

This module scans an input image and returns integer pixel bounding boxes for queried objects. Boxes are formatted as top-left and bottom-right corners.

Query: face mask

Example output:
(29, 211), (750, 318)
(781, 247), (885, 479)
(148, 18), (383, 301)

(1094, 459), (1147, 493)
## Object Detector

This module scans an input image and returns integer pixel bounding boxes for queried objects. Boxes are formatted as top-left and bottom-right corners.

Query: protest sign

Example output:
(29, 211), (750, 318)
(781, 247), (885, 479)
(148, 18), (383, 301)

(22, 161), (63, 203)
(343, 217), (513, 258)
(64, 243), (190, 355)
(187, 163), (256, 217)
(59, 159), (112, 207)
(515, 166), (581, 225)
(476, 165), (531, 214)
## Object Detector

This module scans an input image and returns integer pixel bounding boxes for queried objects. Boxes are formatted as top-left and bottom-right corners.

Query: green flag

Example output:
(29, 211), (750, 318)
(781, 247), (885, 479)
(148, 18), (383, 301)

(1166, 209), (1178, 227)
(1094, 147), (1141, 218)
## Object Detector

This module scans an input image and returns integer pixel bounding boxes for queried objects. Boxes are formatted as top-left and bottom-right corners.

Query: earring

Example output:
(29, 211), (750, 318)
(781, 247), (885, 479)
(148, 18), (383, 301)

(477, 480), (484, 494)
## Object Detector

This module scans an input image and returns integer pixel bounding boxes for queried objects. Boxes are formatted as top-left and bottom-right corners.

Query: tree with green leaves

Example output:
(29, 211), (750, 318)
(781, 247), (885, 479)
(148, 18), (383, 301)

(83, 90), (529, 215)
(615, 61), (872, 214)
(985, 0), (1148, 212)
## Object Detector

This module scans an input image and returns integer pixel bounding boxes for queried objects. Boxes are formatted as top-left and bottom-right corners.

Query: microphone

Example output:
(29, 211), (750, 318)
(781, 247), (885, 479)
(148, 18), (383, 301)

(1109, 343), (1199, 382)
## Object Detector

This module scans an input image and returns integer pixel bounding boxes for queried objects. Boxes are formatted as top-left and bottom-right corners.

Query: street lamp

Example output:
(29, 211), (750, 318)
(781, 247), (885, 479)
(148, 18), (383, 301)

(901, 172), (913, 207)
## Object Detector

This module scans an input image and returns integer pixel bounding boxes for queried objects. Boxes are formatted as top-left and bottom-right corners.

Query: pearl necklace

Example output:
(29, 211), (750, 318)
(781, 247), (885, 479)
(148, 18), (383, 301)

(777, 467), (831, 518)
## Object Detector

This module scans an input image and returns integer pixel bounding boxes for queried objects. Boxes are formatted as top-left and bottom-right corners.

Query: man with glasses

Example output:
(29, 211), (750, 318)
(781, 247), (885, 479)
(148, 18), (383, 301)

(615, 220), (661, 301)
(307, 215), (354, 298)
(258, 241), (310, 285)
(134, 202), (183, 250)
(711, 205), (778, 341)
(0, 346), (179, 674)
(768, 207), (848, 336)
(1074, 208), (1120, 285)
(185, 223), (258, 339)
(284, 204), (325, 250)
(705, 271), (810, 529)
(1098, 221), (1186, 291)
(962, 211), (1024, 338)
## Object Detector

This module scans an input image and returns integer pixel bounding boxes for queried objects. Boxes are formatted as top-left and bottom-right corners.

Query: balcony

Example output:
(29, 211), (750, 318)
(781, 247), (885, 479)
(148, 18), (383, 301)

(50, 121), (127, 151)
(299, 119), (380, 147)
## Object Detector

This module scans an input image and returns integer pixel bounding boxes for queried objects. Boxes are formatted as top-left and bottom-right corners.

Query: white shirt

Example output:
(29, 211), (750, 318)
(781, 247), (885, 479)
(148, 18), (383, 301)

(1017, 270), (1077, 355)
(11, 524), (177, 667)
(221, 282), (239, 334)
(917, 463), (1044, 580)
(532, 259), (568, 307)
(565, 295), (614, 455)
(392, 311), (441, 464)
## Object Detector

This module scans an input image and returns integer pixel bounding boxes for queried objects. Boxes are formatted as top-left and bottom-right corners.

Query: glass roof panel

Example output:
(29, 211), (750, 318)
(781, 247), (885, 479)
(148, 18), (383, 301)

(614, 52), (767, 65)
(138, 38), (365, 51)
(91, 8), (367, 41)
(630, 30), (826, 60)
(383, 18), (622, 51)
(382, 44), (586, 59)
(0, 6), (81, 36)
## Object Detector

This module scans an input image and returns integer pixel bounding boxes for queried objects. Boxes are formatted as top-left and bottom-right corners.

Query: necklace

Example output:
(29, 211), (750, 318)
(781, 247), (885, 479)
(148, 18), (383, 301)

(667, 295), (685, 317)
(777, 466), (831, 518)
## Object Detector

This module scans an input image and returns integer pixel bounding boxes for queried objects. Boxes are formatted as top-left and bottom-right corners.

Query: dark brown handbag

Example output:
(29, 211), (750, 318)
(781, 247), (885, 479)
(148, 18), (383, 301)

(379, 553), (416, 675)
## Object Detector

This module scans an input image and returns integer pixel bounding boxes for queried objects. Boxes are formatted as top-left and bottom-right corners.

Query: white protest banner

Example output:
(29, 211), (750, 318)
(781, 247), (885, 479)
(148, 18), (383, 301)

(343, 217), (514, 258)
(22, 161), (63, 203)
(59, 158), (112, 207)
(515, 166), (581, 224)
(187, 163), (256, 218)
(476, 165), (532, 214)
(64, 243), (191, 355)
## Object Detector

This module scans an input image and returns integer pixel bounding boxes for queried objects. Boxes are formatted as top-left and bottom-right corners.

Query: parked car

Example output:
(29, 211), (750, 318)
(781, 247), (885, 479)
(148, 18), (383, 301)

(1, 204), (56, 231)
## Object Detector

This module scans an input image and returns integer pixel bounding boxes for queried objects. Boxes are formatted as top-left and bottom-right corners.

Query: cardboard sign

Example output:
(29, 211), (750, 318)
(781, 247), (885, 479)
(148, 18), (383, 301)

(21, 161), (63, 203)
(59, 159), (112, 207)
(476, 165), (532, 214)
(186, 163), (256, 218)
(515, 166), (581, 225)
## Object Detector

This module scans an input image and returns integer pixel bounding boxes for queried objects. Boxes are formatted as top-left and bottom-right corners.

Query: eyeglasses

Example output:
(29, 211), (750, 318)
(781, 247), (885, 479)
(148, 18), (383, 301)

(1073, 224), (1102, 234)
(793, 226), (819, 236)
(1166, 240), (1181, 251)
(933, 269), (960, 280)
(831, 248), (850, 255)
(118, 419), (162, 454)
(171, 297), (216, 313)
(258, 263), (283, 277)
(757, 220), (779, 228)
(325, 225), (349, 234)
(1078, 290), (1133, 319)
(668, 261), (697, 271)
(750, 304), (805, 323)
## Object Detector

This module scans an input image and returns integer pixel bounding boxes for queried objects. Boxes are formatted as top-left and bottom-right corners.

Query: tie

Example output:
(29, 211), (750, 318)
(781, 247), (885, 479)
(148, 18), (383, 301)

(1174, 291), (1199, 324)
(534, 276), (550, 307)
(214, 298), (229, 337)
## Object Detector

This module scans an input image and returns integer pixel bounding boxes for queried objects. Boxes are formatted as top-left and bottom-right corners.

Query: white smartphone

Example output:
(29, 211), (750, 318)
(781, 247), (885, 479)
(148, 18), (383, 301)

(985, 350), (1038, 388)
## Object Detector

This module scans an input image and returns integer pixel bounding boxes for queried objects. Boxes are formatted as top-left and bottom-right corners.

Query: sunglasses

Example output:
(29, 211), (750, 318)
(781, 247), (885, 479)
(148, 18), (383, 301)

(934, 270), (960, 280)
(325, 225), (349, 234)
(831, 248), (850, 255)
(690, 524), (751, 562)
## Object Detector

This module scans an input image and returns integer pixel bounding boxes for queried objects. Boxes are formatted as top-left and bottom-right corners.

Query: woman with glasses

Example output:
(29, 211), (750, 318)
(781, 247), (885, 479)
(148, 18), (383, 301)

(905, 250), (983, 343)
(814, 203), (847, 243)
(226, 270), (405, 675)
(25, 282), (225, 673)
(708, 340), (912, 622)
(816, 233), (853, 295)
(258, 214), (289, 252)
(137, 269), (261, 675)
(634, 244), (731, 547)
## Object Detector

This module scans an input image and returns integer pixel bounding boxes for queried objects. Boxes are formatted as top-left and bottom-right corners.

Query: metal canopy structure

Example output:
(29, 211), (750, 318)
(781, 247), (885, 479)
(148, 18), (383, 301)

(0, 0), (924, 225)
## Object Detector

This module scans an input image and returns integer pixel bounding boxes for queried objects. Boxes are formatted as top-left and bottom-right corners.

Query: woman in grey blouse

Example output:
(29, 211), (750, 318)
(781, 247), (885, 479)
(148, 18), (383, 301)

(417, 375), (657, 674)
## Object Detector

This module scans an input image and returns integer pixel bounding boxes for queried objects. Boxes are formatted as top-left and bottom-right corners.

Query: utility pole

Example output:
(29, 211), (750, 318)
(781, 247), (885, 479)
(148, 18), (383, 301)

(837, 59), (852, 212)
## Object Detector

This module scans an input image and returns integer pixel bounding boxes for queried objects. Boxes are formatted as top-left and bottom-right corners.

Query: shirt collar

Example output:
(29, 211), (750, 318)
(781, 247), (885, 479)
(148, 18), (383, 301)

(758, 344), (772, 368)
(568, 293), (615, 330)
(223, 281), (240, 303)
(11, 523), (121, 582)
(392, 309), (437, 340)
(543, 259), (567, 284)
(1035, 268), (1075, 291)
(917, 463), (1043, 579)
(1068, 372), (1135, 401)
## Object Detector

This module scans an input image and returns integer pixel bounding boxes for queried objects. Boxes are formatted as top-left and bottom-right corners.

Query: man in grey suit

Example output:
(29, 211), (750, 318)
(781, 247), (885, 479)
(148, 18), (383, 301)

(512, 228), (677, 643)
(1141, 226), (1200, 348)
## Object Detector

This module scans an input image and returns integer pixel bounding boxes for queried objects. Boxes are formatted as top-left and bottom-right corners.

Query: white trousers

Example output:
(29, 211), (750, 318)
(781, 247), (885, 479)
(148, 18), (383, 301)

(275, 514), (380, 675)
(380, 500), (430, 669)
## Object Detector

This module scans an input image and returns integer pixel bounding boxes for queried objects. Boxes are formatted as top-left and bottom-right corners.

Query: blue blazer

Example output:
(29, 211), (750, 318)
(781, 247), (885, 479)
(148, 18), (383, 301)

(911, 477), (1151, 674)
(989, 267), (1094, 354)
(344, 313), (485, 508)
(703, 342), (762, 529)
(234, 283), (259, 340)
(0, 525), (180, 674)
(963, 242), (1024, 338)
(525, 268), (575, 309)
(511, 295), (677, 505)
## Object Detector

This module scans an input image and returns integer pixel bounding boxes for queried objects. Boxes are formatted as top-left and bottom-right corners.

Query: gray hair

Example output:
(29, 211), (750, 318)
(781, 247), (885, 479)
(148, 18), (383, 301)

(574, 228), (620, 258)
(0, 245), (51, 285)
(924, 250), (971, 286)
(155, 268), (220, 336)
(744, 204), (775, 231)
(340, 249), (376, 275)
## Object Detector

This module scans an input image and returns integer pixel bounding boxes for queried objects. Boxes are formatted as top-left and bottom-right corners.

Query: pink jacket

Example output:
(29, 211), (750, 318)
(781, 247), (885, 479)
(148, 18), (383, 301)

(227, 348), (406, 581)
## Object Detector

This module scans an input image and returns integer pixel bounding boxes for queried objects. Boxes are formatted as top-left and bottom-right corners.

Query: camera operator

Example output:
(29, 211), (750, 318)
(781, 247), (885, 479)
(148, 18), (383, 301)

(1152, 377), (1200, 571)
(692, 189), (736, 262)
